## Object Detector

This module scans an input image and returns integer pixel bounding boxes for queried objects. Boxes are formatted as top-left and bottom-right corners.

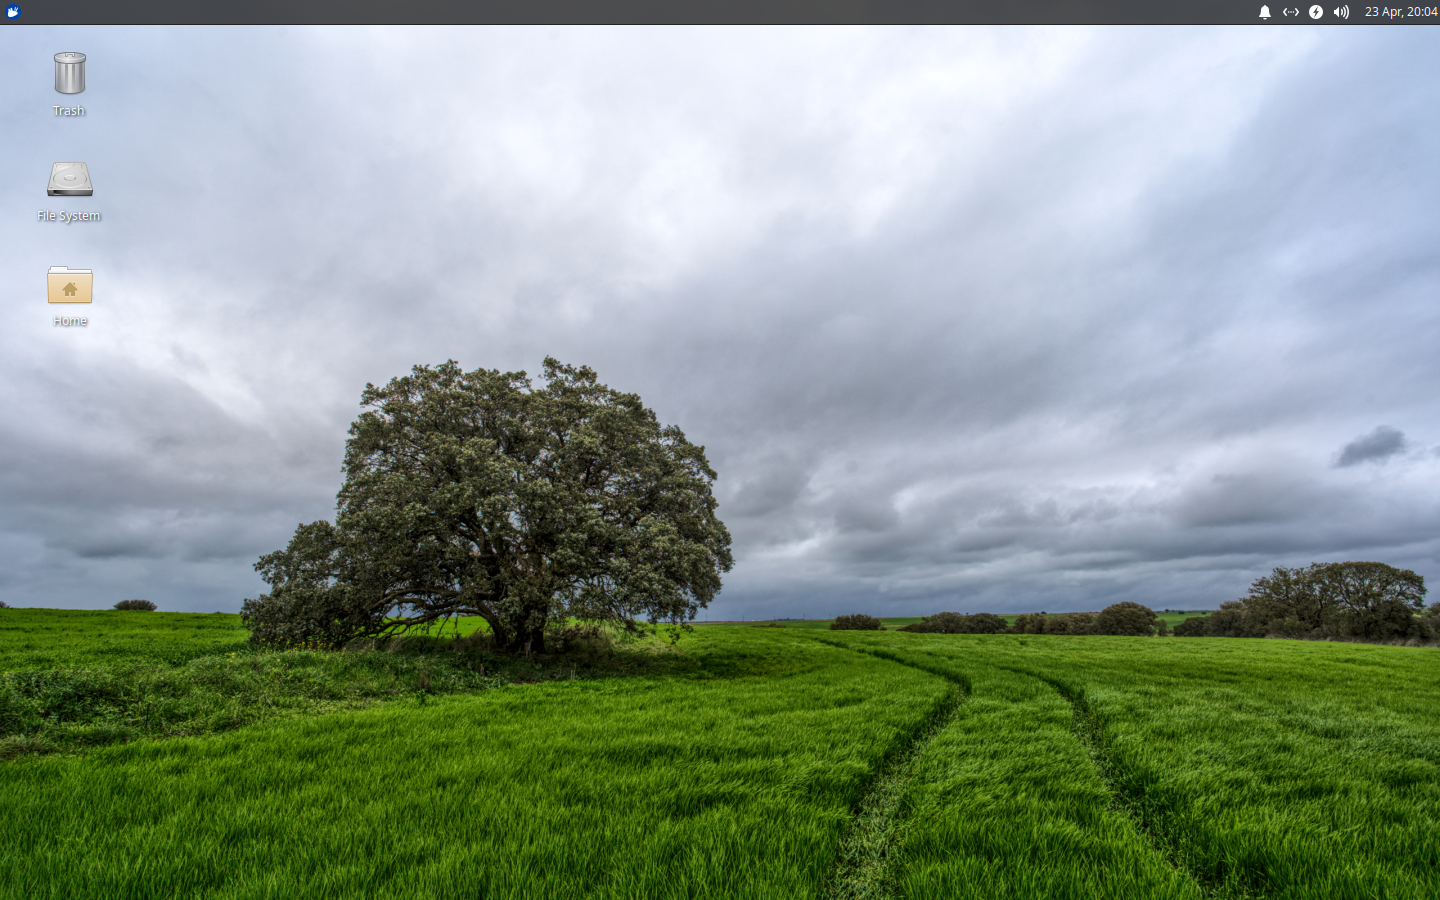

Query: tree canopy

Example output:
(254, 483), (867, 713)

(1182, 562), (1429, 642)
(242, 359), (733, 653)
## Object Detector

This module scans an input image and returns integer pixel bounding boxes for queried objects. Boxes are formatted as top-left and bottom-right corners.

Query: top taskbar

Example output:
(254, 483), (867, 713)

(4, 1), (1436, 26)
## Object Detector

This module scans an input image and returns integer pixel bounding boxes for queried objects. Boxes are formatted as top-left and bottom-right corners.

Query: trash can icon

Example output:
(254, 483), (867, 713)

(54, 52), (85, 94)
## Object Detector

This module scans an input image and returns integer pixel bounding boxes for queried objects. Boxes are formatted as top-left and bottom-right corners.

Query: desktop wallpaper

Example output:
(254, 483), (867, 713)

(1, 25), (1437, 617)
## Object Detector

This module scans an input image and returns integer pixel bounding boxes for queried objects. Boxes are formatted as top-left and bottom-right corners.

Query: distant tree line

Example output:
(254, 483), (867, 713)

(1010, 601), (1169, 636)
(902, 611), (1010, 634)
(829, 601), (1171, 636)
(1175, 561), (1436, 643)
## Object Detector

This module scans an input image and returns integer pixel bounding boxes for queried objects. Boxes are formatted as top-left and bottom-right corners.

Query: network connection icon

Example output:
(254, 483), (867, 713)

(6, 5), (21, 20)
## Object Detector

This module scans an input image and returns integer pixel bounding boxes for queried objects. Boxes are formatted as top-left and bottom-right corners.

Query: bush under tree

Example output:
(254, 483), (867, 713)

(242, 358), (734, 653)
(830, 614), (883, 631)
(114, 599), (157, 611)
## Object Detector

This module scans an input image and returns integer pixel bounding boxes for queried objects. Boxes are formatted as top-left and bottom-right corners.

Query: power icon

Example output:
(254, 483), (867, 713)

(1309, 4), (1324, 15)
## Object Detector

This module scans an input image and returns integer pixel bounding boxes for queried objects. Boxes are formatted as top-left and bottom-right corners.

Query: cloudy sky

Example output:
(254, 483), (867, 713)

(2, 26), (1437, 618)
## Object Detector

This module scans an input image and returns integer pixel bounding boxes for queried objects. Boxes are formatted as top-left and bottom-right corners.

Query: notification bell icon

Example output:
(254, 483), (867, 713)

(1259, 4), (1271, 16)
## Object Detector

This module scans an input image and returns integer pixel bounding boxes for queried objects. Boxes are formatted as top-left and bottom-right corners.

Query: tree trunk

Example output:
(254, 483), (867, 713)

(476, 611), (509, 651)
(504, 622), (547, 655)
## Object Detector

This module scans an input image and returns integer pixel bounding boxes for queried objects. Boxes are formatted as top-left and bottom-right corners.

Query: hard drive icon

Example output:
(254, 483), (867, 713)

(48, 162), (92, 196)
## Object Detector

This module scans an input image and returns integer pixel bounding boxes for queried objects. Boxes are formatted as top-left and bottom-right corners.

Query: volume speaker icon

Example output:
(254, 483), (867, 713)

(1334, 4), (1349, 16)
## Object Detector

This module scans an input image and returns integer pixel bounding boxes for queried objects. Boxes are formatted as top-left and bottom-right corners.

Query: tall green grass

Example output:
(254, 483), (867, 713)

(0, 643), (510, 756)
(827, 632), (1440, 900)
(0, 611), (694, 757)
(0, 609), (250, 668)
(4, 612), (1438, 899)
(1, 628), (948, 900)
(817, 634), (1203, 899)
(1002, 635), (1440, 899)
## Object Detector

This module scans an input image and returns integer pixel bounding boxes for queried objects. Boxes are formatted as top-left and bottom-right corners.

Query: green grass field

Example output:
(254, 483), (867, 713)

(3, 610), (1437, 899)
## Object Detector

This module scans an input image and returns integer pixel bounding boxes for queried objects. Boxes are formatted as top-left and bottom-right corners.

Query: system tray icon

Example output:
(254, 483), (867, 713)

(48, 162), (92, 196)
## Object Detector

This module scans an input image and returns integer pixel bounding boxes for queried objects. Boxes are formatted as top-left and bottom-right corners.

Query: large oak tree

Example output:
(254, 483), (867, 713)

(242, 359), (733, 653)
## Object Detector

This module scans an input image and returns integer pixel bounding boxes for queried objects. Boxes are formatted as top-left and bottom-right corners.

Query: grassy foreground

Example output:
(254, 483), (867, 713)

(2, 610), (1438, 899)
(821, 632), (1440, 899)
(0, 609), (664, 758)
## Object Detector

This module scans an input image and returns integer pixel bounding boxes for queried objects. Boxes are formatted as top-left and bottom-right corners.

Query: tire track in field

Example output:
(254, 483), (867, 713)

(1013, 669), (1246, 900)
(812, 640), (966, 900)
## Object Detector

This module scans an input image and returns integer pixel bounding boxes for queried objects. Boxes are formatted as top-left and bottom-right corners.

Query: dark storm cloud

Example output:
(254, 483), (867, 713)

(1171, 472), (1332, 528)
(1336, 426), (1407, 467)
(1, 26), (1437, 616)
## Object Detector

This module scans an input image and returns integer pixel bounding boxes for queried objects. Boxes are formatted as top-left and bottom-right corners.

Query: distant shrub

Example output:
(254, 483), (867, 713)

(830, 614), (883, 631)
(1172, 616), (1211, 637)
(1042, 612), (1095, 635)
(1204, 600), (1251, 637)
(966, 613), (1011, 634)
(1093, 602), (1163, 636)
(0, 600), (9, 609)
(1010, 612), (1046, 634)
(899, 612), (958, 633)
(113, 599), (157, 612)
(1412, 615), (1439, 643)
(1415, 603), (1440, 641)
(1169, 613), (1215, 636)
(900, 611), (1008, 634)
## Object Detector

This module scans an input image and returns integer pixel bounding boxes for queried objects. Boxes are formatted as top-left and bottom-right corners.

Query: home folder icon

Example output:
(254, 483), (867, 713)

(48, 267), (92, 303)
